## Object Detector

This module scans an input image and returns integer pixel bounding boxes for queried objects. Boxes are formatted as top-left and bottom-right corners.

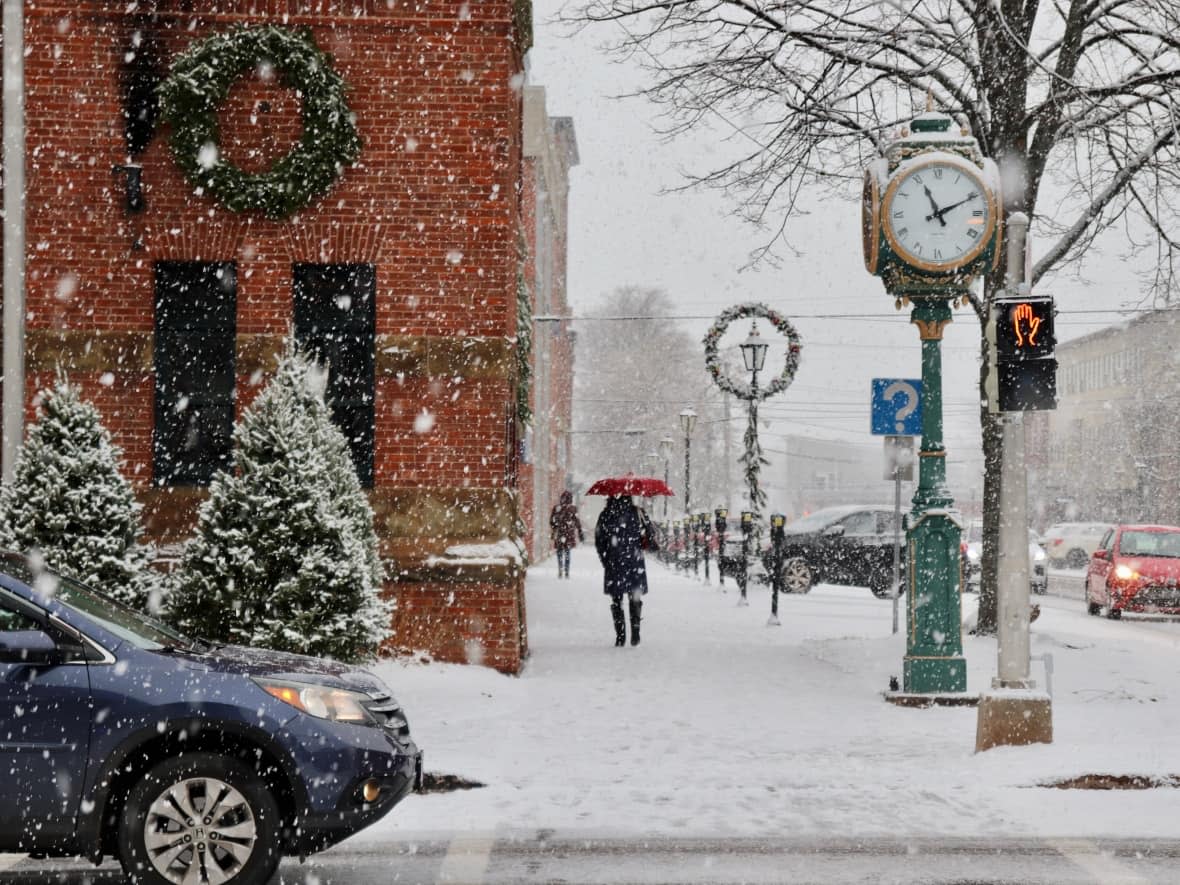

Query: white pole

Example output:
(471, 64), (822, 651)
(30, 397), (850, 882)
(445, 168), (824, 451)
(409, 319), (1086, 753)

(2, 0), (26, 483)
(996, 212), (1033, 688)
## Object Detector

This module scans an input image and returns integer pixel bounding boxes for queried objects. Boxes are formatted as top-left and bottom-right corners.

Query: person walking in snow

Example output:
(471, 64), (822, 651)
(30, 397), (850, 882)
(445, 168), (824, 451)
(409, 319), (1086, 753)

(550, 490), (584, 578)
(594, 494), (654, 647)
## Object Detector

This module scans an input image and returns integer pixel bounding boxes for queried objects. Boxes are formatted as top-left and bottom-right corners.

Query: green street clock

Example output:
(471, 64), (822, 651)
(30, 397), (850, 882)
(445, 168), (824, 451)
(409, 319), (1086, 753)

(863, 112), (1001, 297)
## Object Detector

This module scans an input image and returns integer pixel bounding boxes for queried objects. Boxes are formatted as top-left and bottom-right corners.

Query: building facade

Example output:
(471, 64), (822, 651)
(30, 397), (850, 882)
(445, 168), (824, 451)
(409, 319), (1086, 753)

(518, 85), (577, 560)
(3, 0), (559, 673)
(1027, 310), (1179, 528)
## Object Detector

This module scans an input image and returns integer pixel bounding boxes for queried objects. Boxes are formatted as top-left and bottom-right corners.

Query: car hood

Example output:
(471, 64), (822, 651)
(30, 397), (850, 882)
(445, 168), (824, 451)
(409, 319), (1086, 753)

(1118, 556), (1180, 583)
(164, 643), (388, 694)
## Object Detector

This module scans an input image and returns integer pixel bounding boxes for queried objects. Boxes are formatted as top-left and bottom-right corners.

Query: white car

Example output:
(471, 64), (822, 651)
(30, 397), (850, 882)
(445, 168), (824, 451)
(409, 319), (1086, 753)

(963, 522), (1048, 594)
(1040, 521), (1114, 569)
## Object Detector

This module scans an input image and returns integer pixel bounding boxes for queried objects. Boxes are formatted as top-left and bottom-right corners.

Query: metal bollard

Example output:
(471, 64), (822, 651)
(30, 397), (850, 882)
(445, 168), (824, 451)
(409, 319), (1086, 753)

(768, 513), (785, 625)
(738, 511), (753, 606)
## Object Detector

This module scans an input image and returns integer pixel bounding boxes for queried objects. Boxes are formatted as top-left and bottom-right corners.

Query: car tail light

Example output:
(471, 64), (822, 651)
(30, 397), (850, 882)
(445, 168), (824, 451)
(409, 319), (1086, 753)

(1050, 538), (1063, 547)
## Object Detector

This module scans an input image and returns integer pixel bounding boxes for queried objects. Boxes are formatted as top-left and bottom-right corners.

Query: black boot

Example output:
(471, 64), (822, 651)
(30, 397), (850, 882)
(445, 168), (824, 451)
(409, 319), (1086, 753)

(611, 600), (626, 646)
(629, 598), (642, 646)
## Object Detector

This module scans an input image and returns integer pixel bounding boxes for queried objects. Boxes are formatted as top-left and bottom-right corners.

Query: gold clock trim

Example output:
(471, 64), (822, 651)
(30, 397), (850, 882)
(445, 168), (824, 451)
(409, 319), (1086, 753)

(862, 170), (880, 274)
(881, 156), (998, 274)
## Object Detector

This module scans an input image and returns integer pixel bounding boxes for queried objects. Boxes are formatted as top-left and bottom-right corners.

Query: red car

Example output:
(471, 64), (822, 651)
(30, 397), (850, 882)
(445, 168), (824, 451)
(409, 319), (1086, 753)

(1086, 524), (1180, 618)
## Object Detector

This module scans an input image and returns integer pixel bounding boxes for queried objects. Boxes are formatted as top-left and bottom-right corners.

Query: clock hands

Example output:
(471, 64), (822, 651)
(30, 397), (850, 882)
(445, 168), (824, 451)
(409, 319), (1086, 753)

(925, 196), (972, 223)
(922, 185), (947, 228)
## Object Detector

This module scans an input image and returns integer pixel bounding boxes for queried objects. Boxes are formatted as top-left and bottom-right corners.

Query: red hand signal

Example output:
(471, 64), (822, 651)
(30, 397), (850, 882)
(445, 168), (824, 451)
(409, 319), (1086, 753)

(1013, 302), (1042, 348)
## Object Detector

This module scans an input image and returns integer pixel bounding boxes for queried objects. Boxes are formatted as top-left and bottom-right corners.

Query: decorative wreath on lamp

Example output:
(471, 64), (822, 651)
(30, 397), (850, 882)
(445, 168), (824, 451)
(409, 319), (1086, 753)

(703, 303), (802, 401)
(157, 25), (361, 220)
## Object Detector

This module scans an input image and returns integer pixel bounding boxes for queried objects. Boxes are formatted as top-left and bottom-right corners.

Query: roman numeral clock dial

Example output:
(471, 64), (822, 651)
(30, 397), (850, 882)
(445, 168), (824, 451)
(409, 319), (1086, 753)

(883, 159), (996, 273)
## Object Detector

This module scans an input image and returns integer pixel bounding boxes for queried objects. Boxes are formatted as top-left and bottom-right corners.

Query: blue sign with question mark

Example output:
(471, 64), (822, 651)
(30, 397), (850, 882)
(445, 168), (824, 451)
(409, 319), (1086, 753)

(871, 378), (923, 436)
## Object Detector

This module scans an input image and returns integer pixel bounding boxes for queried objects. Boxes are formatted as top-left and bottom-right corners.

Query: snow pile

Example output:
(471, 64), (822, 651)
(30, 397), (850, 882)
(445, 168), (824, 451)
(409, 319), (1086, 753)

(425, 540), (524, 567)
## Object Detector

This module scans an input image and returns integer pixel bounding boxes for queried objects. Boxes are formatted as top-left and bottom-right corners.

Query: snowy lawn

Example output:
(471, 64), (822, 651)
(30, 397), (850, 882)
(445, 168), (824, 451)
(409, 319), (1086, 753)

(360, 552), (1180, 842)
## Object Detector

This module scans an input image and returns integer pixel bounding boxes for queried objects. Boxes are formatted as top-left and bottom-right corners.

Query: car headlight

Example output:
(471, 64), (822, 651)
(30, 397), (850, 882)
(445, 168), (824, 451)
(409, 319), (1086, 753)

(1114, 564), (1137, 581)
(254, 678), (378, 727)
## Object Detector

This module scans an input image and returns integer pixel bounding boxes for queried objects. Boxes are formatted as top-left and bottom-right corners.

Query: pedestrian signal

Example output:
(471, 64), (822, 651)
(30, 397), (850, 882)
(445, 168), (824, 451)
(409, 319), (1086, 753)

(992, 296), (1057, 411)
(996, 297), (1055, 359)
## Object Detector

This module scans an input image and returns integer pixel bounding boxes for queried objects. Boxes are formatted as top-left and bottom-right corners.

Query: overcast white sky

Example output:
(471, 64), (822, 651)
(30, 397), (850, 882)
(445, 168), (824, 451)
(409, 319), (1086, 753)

(526, 1), (1149, 498)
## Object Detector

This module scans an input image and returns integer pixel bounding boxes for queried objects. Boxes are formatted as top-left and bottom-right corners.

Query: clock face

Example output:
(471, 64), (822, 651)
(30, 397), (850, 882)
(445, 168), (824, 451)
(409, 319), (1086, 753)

(883, 160), (994, 271)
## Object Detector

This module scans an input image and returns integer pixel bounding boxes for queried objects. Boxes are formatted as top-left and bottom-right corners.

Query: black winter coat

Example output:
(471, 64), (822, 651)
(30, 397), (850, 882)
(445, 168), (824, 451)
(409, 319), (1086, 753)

(594, 496), (651, 596)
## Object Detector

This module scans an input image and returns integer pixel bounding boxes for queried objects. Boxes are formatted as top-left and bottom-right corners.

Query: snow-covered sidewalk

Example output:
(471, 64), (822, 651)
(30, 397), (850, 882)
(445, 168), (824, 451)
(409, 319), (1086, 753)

(362, 552), (1180, 843)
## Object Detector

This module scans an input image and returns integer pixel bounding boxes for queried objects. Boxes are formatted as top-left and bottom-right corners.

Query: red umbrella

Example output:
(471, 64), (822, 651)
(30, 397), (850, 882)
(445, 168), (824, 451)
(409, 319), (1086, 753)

(586, 474), (675, 497)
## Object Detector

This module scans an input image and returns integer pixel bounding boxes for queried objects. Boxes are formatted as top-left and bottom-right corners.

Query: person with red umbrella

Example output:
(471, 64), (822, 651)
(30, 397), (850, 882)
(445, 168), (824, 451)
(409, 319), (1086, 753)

(594, 494), (657, 647)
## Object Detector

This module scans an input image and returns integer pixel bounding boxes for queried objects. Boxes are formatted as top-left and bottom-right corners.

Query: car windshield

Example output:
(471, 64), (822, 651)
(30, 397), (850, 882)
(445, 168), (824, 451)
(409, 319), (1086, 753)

(1118, 531), (1180, 558)
(784, 510), (847, 533)
(1, 557), (193, 651)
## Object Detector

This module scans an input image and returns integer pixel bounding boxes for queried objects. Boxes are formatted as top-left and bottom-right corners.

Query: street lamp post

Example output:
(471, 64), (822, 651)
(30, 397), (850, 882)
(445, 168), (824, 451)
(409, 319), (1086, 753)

(739, 325), (769, 523)
(680, 408), (696, 515)
(659, 435), (674, 519)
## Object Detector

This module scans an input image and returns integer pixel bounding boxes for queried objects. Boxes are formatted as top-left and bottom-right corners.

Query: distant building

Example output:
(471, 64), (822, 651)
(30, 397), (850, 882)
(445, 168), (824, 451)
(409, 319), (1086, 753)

(1, 0), (566, 674)
(1027, 310), (1178, 527)
(519, 86), (578, 560)
(768, 435), (909, 518)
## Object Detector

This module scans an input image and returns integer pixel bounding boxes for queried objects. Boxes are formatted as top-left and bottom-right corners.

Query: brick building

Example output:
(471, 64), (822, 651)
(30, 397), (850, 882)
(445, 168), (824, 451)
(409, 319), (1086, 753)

(518, 85), (577, 559)
(0, 0), (571, 673)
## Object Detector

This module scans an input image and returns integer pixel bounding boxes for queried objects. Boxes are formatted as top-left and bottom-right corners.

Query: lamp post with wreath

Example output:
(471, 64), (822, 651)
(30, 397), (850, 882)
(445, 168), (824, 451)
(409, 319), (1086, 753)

(704, 304), (802, 604)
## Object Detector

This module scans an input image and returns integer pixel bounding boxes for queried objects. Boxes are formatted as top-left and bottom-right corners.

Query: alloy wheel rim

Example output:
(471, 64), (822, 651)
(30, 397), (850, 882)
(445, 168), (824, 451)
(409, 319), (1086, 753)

(143, 776), (256, 884)
(783, 558), (811, 592)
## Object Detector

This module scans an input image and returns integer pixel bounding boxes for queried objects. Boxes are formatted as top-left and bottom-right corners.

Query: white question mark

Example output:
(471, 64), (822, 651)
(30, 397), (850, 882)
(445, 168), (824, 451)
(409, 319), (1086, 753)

(883, 381), (917, 433)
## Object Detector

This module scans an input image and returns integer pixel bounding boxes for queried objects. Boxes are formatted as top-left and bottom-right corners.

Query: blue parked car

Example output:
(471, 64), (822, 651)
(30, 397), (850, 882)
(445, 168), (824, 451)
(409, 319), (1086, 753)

(0, 551), (422, 884)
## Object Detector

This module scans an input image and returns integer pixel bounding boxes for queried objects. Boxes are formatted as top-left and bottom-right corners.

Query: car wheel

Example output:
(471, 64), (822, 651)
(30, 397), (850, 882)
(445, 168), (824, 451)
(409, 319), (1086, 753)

(118, 752), (281, 885)
(781, 557), (813, 594)
(870, 573), (898, 599)
(1087, 600), (1101, 616)
(1065, 548), (1088, 569)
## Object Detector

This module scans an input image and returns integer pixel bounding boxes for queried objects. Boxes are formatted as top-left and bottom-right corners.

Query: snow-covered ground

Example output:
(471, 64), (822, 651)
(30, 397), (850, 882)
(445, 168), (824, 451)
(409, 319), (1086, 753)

(363, 553), (1180, 842)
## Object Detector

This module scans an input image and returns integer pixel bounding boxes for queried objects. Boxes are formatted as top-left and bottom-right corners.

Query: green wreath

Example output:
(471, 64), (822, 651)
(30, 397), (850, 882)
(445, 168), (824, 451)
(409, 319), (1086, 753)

(703, 303), (802, 401)
(158, 25), (361, 220)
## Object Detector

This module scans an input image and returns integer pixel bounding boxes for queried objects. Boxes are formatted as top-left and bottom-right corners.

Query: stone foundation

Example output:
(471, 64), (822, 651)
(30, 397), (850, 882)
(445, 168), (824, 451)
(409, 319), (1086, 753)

(975, 690), (1053, 751)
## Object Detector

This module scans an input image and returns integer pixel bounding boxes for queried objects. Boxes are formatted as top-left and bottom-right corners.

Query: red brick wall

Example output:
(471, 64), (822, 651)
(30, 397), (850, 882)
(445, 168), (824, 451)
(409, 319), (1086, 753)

(15, 0), (534, 673)
(387, 574), (527, 673)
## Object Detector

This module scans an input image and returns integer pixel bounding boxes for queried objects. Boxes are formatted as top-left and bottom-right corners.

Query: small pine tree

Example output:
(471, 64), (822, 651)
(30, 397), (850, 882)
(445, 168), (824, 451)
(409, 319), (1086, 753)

(0, 379), (154, 608)
(167, 345), (391, 661)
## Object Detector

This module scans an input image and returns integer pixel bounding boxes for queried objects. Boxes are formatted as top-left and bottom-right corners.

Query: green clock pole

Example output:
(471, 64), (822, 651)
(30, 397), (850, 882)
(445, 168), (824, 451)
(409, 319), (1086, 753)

(862, 109), (1000, 695)
(904, 298), (966, 693)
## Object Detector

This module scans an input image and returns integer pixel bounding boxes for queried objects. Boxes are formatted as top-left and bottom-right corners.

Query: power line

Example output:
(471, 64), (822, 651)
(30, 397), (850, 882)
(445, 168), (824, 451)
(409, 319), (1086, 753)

(539, 307), (1180, 324)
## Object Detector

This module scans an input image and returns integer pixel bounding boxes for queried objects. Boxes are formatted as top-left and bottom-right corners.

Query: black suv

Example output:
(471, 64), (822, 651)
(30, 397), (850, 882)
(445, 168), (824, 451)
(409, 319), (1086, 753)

(765, 505), (905, 598)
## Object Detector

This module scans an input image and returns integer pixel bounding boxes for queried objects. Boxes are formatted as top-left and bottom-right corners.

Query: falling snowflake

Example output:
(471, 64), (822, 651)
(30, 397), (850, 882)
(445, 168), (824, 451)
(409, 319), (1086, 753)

(414, 411), (436, 434)
(197, 142), (219, 170)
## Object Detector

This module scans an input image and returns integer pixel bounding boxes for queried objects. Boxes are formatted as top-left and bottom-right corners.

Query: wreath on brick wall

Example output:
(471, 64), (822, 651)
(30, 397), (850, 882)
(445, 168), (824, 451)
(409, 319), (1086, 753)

(703, 303), (802, 401)
(158, 25), (360, 220)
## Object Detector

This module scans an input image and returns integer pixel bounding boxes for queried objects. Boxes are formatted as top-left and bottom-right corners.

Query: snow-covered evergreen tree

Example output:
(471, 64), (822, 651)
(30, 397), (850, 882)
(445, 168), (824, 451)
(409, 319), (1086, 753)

(0, 379), (155, 608)
(167, 344), (391, 661)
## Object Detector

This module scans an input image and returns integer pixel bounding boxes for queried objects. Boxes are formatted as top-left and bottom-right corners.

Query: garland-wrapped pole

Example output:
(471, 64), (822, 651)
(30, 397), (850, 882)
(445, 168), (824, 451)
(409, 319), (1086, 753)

(741, 384), (769, 522)
(704, 304), (801, 616)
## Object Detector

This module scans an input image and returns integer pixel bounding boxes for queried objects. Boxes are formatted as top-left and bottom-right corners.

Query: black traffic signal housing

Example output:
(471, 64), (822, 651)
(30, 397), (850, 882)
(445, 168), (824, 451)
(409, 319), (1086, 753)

(993, 295), (1057, 411)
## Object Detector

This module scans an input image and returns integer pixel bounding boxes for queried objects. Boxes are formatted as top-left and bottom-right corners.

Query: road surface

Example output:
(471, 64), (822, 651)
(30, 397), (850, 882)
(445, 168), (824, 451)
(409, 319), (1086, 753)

(4, 835), (1180, 884)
